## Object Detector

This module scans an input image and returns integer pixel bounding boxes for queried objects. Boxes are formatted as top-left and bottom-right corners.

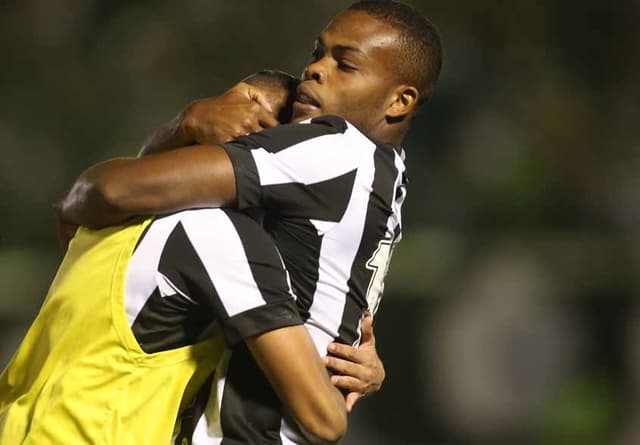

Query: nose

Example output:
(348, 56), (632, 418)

(303, 60), (326, 84)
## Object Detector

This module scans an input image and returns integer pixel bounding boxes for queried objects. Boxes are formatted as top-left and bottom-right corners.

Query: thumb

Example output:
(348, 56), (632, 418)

(360, 315), (375, 346)
(345, 392), (362, 413)
(248, 87), (273, 114)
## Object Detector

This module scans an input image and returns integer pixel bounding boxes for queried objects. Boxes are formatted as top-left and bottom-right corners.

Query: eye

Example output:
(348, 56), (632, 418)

(338, 60), (357, 72)
(311, 48), (324, 62)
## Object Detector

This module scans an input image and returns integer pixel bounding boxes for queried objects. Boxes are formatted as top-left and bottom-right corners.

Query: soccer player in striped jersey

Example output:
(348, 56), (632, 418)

(59, 1), (443, 443)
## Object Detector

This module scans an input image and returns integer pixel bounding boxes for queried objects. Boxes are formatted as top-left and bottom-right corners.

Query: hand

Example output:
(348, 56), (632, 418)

(181, 82), (279, 145)
(323, 315), (385, 413)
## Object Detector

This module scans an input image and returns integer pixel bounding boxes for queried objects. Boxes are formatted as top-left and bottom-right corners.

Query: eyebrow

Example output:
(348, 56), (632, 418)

(316, 37), (366, 56)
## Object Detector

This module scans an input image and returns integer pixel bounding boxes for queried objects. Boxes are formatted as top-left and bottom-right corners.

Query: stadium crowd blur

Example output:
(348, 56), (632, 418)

(0, 1), (638, 444)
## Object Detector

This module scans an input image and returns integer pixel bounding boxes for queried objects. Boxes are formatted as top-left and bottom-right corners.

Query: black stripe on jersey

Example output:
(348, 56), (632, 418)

(222, 145), (260, 210)
(338, 145), (398, 345)
(222, 115), (349, 210)
(223, 209), (294, 305)
(131, 220), (302, 351)
(225, 114), (347, 155)
(393, 223), (402, 241)
(310, 115), (348, 133)
(264, 217), (322, 321)
(262, 169), (356, 221)
(131, 289), (211, 354)
(221, 209), (304, 346)
(224, 300), (302, 347)
(132, 222), (219, 353)
(220, 345), (284, 445)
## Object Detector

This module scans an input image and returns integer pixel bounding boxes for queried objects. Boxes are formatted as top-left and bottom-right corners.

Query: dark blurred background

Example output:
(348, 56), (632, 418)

(1, 1), (638, 444)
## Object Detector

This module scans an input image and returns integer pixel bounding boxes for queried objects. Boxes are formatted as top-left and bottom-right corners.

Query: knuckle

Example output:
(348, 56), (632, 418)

(364, 371), (373, 383)
(334, 345), (346, 355)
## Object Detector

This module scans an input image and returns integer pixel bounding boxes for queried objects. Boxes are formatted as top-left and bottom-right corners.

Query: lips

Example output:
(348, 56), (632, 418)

(292, 84), (322, 119)
(295, 86), (321, 108)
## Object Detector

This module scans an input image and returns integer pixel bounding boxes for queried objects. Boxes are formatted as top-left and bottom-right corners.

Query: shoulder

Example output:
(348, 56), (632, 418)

(308, 115), (348, 133)
(241, 115), (348, 153)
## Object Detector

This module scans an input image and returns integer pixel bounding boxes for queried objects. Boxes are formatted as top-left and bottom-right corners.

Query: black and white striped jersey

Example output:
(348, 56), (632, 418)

(124, 208), (302, 352)
(178, 115), (407, 445)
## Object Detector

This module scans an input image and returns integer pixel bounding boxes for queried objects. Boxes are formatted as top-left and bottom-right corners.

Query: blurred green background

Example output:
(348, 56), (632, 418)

(1, 1), (638, 444)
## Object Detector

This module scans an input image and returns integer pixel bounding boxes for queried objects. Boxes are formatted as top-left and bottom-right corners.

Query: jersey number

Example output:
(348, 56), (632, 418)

(365, 240), (393, 315)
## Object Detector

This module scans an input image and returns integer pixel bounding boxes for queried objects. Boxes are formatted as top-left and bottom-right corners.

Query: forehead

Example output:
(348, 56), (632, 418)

(320, 10), (399, 58)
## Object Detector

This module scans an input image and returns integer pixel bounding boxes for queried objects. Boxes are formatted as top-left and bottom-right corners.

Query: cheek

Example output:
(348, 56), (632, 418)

(348, 84), (386, 114)
(325, 76), (388, 124)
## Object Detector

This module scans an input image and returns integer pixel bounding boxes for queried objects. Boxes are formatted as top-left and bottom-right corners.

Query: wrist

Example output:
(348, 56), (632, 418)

(175, 108), (196, 146)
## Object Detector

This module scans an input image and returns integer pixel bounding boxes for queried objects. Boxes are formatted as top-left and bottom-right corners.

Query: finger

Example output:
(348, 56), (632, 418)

(324, 356), (363, 378)
(221, 133), (237, 144)
(327, 342), (360, 362)
(230, 125), (251, 140)
(247, 122), (263, 134)
(345, 392), (363, 413)
(248, 88), (273, 114)
(360, 315), (375, 346)
(257, 108), (279, 128)
(330, 375), (366, 394)
(241, 119), (263, 135)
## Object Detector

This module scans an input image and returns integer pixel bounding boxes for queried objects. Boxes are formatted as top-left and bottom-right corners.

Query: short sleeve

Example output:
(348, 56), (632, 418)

(222, 116), (375, 222)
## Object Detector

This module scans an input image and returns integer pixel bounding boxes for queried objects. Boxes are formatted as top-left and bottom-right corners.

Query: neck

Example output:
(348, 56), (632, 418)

(367, 119), (409, 146)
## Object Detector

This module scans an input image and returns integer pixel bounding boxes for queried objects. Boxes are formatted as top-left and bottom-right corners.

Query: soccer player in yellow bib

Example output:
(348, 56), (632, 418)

(0, 75), (353, 445)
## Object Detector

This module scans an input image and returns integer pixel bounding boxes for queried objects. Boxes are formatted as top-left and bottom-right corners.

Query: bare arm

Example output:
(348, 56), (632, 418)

(58, 82), (279, 229)
(59, 145), (236, 228)
(247, 325), (347, 444)
(138, 112), (193, 157)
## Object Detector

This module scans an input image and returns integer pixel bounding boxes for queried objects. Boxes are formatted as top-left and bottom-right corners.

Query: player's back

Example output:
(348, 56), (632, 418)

(0, 220), (220, 445)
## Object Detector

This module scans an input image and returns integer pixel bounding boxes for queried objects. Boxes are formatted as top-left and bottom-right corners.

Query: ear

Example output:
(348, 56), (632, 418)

(386, 85), (419, 119)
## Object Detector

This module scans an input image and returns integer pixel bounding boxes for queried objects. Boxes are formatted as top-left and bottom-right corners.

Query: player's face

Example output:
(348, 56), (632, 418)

(292, 10), (401, 132)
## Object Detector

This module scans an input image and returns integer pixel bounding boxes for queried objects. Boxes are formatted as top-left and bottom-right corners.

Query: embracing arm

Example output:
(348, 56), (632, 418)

(59, 145), (236, 228)
(58, 82), (278, 229)
(138, 112), (193, 157)
(247, 325), (347, 444)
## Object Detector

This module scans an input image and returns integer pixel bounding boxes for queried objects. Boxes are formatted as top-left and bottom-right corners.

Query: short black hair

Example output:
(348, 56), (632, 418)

(348, 1), (443, 102)
(243, 70), (300, 98)
(242, 70), (300, 123)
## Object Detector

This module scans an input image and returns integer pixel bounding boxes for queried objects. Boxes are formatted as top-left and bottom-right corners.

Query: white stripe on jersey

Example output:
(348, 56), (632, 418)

(251, 126), (366, 186)
(125, 213), (185, 325)
(125, 209), (272, 326)
(157, 272), (196, 303)
(180, 210), (266, 317)
(305, 124), (376, 341)
(389, 150), (407, 242)
(280, 417), (303, 445)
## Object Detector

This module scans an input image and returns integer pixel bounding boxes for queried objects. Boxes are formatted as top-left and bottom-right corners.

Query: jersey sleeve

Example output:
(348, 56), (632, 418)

(157, 209), (303, 347)
(222, 116), (371, 222)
